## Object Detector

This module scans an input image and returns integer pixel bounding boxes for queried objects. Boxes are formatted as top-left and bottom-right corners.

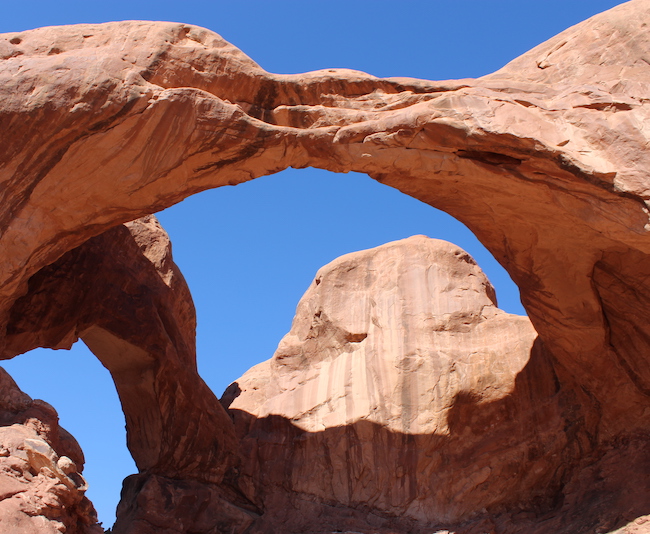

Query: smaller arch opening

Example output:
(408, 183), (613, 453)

(1, 342), (136, 528)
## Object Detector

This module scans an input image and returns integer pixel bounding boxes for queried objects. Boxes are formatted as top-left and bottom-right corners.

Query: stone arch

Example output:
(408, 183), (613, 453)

(2, 2), (650, 531)
(2, 165), (527, 527)
(3, 8), (650, 426)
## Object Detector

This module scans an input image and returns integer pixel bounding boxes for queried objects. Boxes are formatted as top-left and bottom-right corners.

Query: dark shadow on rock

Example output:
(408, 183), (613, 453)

(208, 336), (649, 534)
(221, 381), (242, 410)
(594, 247), (650, 398)
(3, 222), (648, 534)
(112, 472), (260, 534)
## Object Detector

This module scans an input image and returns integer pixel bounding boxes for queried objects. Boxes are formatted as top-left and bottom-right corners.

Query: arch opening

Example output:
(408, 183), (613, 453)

(156, 167), (526, 396)
(1, 343), (135, 528)
(0, 166), (525, 529)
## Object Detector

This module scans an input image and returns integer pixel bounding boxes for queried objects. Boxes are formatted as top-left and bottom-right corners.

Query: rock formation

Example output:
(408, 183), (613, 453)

(223, 236), (574, 532)
(0, 367), (101, 533)
(0, 0), (649, 532)
(3, 216), (258, 532)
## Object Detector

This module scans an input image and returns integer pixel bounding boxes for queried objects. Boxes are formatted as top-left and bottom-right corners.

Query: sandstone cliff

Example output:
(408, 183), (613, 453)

(223, 236), (573, 532)
(0, 0), (649, 532)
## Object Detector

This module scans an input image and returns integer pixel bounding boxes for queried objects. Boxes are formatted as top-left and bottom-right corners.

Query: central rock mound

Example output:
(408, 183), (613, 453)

(223, 236), (577, 533)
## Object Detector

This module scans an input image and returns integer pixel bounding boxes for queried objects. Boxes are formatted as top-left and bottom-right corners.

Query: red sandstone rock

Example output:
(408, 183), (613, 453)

(0, 1), (649, 533)
(0, 367), (101, 533)
(3, 215), (244, 486)
(223, 236), (574, 531)
(2, 216), (258, 531)
(0, 2), (648, 435)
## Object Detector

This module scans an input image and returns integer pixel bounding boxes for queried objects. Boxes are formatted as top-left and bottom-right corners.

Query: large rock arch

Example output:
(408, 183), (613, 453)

(1, 0), (650, 532)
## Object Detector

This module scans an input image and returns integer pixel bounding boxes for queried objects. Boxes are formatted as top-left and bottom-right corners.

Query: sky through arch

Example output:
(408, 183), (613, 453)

(1, 0), (627, 527)
(157, 168), (527, 398)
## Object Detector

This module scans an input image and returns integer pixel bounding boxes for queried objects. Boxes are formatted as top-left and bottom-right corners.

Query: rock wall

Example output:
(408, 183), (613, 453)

(223, 236), (577, 532)
(0, 1), (649, 532)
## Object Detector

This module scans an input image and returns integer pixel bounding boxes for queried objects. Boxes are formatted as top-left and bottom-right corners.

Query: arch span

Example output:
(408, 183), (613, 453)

(1, 1), (650, 531)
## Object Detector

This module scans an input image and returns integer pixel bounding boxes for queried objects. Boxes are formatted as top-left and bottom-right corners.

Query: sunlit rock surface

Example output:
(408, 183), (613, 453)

(0, 0), (650, 532)
(0, 368), (101, 533)
(223, 236), (572, 530)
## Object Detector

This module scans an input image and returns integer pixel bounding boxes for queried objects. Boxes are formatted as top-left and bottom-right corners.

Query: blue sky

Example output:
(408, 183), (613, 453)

(2, 1), (626, 528)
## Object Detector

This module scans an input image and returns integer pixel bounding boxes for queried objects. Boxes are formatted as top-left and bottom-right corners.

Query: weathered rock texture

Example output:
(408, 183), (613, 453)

(0, 0), (649, 532)
(223, 236), (576, 532)
(0, 367), (101, 533)
(3, 215), (258, 532)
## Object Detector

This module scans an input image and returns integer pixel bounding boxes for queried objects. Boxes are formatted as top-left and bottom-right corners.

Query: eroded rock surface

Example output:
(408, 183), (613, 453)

(4, 216), (241, 483)
(0, 367), (100, 533)
(223, 236), (576, 532)
(0, 1), (649, 434)
(3, 216), (259, 531)
(0, 1), (650, 533)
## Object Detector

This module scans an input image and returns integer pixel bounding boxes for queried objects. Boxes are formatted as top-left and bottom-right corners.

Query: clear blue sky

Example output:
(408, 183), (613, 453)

(1, 1), (626, 528)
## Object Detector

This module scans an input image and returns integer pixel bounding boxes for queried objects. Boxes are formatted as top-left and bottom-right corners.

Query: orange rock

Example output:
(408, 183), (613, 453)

(0, 1), (649, 532)
(0, 368), (101, 533)
(223, 236), (572, 530)
(1, 4), (649, 433)
(4, 216), (241, 484)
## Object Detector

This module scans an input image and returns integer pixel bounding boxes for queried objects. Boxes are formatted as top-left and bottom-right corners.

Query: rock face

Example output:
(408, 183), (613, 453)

(223, 236), (574, 532)
(4, 215), (240, 481)
(0, 367), (101, 533)
(3, 215), (258, 531)
(0, 1), (649, 533)
(0, 1), (649, 434)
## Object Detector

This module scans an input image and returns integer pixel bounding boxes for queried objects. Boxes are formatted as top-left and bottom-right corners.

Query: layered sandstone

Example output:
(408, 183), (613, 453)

(0, 1), (649, 532)
(223, 236), (573, 532)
